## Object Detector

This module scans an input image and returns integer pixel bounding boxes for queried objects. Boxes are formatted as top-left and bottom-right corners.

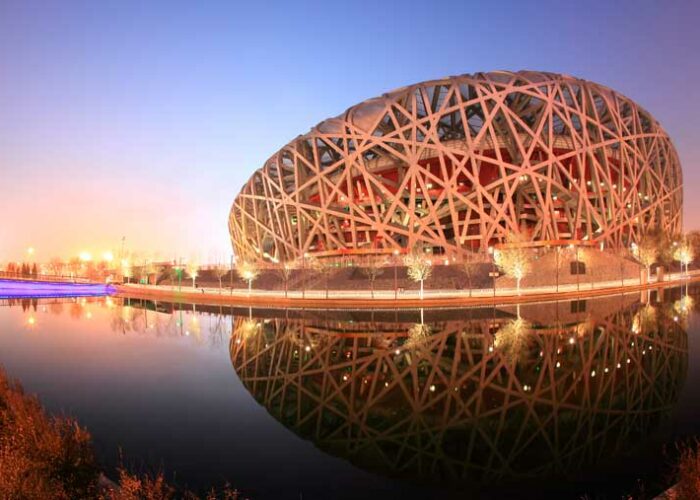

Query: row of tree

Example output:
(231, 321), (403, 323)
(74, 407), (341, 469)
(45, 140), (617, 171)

(3, 262), (39, 276)
(232, 230), (699, 298)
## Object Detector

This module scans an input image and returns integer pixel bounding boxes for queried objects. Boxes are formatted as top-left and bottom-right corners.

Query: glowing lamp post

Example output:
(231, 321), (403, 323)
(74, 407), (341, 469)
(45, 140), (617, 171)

(173, 265), (183, 292)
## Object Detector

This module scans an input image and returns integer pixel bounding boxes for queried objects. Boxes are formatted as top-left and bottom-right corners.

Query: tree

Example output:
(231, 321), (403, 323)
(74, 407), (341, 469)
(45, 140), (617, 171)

(275, 262), (294, 298)
(121, 260), (133, 284)
(674, 239), (694, 276)
(633, 237), (658, 280)
(68, 258), (82, 279)
(362, 256), (388, 298)
(138, 260), (155, 284)
(461, 250), (485, 297)
(307, 256), (334, 298)
(236, 261), (260, 296)
(212, 262), (229, 294)
(686, 230), (700, 260)
(644, 227), (682, 267)
(185, 261), (199, 288)
(404, 249), (433, 300)
(493, 234), (532, 295)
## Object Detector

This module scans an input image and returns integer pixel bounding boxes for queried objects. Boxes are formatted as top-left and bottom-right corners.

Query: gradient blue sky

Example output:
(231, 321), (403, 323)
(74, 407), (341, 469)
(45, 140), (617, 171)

(1, 0), (698, 262)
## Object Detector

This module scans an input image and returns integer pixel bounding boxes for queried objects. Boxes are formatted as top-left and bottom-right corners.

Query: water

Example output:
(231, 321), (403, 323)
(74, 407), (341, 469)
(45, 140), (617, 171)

(1, 287), (699, 499)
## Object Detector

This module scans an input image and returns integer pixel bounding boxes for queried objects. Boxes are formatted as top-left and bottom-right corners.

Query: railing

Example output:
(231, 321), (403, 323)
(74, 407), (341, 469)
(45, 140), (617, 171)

(0, 271), (97, 284)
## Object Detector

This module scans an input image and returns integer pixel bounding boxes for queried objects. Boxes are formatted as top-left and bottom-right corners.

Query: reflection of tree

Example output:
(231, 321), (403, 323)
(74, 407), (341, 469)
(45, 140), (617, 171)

(208, 310), (231, 349)
(404, 323), (431, 350)
(230, 302), (687, 486)
(493, 317), (531, 365)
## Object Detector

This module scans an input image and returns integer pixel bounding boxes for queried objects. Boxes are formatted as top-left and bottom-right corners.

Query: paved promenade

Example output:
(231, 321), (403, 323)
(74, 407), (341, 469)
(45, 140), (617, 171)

(115, 270), (700, 309)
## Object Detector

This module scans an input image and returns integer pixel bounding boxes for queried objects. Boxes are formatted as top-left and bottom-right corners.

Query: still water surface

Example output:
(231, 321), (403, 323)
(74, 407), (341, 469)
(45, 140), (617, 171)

(1, 288), (700, 499)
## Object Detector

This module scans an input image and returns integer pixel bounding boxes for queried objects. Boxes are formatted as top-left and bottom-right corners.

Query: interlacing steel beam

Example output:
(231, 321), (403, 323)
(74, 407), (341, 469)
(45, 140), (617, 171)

(229, 71), (682, 263)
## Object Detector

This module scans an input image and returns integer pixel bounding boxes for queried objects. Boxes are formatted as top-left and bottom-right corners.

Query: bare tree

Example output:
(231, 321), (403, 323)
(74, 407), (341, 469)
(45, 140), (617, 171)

(48, 258), (64, 276)
(68, 258), (82, 279)
(461, 250), (485, 297)
(404, 249), (433, 300)
(307, 256), (334, 298)
(362, 256), (388, 298)
(212, 262), (229, 294)
(275, 262), (294, 298)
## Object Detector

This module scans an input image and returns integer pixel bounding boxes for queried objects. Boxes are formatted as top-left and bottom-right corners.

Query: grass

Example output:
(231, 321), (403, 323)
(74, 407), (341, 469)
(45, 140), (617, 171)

(0, 368), (241, 499)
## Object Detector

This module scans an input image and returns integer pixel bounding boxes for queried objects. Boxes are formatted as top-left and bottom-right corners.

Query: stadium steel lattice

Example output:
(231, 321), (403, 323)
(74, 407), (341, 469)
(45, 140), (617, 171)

(229, 71), (682, 263)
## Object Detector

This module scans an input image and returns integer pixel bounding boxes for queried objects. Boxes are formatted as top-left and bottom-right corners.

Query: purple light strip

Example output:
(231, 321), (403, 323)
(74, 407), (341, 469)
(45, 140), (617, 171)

(0, 280), (115, 298)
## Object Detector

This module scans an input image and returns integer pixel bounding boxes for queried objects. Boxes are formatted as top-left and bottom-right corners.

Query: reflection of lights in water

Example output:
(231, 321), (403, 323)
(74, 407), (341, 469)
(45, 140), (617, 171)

(26, 316), (36, 327)
(237, 319), (260, 341)
(405, 323), (431, 350)
(228, 296), (688, 487)
(673, 295), (694, 323)
(494, 318), (530, 364)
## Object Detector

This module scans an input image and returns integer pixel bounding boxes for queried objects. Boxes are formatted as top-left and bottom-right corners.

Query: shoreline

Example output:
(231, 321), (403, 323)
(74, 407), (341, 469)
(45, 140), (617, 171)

(115, 271), (700, 309)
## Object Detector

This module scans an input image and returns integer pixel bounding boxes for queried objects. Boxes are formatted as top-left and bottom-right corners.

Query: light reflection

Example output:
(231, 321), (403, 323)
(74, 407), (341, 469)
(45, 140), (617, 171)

(229, 293), (690, 487)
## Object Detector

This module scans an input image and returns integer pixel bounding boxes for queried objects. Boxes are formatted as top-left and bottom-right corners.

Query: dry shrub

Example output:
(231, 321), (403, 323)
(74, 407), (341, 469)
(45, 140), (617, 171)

(675, 440), (700, 499)
(0, 368), (242, 499)
(0, 369), (98, 498)
(101, 469), (242, 499)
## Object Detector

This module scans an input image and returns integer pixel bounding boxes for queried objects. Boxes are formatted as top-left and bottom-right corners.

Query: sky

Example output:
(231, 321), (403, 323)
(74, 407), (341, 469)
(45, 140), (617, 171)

(1, 0), (698, 263)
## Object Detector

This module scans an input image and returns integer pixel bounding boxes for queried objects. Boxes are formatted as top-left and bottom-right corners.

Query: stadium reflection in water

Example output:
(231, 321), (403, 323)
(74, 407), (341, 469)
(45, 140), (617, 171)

(230, 292), (689, 493)
(0, 289), (694, 497)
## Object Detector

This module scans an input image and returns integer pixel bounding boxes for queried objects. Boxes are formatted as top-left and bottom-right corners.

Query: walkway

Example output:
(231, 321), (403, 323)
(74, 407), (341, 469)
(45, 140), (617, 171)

(116, 270), (700, 309)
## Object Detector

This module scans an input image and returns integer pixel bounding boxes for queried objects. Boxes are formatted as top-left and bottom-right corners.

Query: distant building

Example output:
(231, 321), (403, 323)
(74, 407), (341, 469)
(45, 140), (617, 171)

(230, 71), (682, 263)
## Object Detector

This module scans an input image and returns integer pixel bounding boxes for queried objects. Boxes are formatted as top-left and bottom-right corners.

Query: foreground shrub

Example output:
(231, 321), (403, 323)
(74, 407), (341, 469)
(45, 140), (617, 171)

(0, 369), (243, 499)
(0, 369), (98, 498)
(675, 440), (700, 499)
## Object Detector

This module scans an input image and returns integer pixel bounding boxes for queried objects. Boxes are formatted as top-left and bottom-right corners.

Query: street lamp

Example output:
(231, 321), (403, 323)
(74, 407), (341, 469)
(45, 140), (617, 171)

(173, 265), (183, 292)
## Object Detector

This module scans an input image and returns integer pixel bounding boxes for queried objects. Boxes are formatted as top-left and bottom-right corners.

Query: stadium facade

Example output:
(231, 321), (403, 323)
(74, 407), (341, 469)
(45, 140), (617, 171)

(229, 71), (682, 263)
